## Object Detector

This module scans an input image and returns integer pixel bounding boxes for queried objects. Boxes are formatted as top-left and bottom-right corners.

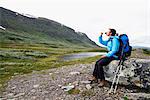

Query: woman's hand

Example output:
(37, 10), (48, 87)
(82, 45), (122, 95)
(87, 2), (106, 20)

(100, 32), (103, 35)
(101, 55), (106, 58)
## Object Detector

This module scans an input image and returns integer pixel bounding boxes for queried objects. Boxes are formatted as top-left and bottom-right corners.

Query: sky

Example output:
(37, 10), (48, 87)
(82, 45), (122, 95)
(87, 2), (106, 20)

(0, 0), (150, 47)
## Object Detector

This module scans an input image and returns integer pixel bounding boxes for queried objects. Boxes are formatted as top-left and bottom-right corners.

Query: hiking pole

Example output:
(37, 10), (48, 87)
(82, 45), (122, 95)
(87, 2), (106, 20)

(113, 46), (126, 93)
(108, 60), (124, 94)
(108, 54), (125, 94)
(113, 63), (124, 93)
(108, 60), (122, 94)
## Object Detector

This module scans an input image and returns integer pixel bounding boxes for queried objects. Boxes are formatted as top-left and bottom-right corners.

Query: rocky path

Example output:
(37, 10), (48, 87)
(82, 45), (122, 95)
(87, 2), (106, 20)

(1, 59), (150, 100)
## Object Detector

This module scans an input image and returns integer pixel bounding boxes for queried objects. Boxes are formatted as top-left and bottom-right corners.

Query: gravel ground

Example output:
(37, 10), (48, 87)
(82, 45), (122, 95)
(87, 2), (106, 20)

(0, 60), (150, 100)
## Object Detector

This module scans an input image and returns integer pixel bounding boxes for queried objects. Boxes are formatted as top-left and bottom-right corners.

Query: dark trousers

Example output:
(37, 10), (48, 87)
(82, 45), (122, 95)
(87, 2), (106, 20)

(93, 57), (115, 80)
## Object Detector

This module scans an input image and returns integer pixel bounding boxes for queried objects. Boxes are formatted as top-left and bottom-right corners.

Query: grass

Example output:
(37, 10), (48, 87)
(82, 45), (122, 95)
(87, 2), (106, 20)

(123, 96), (129, 100)
(68, 89), (80, 95)
(81, 90), (95, 97)
(142, 49), (150, 55)
(0, 43), (103, 93)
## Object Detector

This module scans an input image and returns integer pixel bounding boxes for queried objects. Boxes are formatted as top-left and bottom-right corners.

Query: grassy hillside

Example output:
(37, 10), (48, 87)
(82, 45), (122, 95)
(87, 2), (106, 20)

(0, 7), (98, 48)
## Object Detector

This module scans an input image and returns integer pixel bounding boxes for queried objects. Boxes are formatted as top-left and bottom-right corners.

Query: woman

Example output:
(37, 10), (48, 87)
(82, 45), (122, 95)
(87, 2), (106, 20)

(90, 28), (120, 87)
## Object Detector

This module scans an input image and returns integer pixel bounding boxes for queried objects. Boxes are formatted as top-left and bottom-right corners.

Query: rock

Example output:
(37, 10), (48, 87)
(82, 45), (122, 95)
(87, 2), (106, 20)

(14, 73), (19, 75)
(81, 81), (91, 84)
(103, 59), (150, 88)
(86, 84), (92, 90)
(49, 73), (53, 75)
(31, 96), (37, 99)
(31, 89), (36, 93)
(33, 84), (39, 88)
(136, 59), (150, 63)
(69, 71), (80, 75)
(105, 97), (112, 100)
(61, 85), (75, 91)
(14, 93), (25, 98)
(58, 85), (62, 87)
(72, 81), (79, 86)
(45, 98), (50, 100)
(11, 86), (16, 89)
(0, 97), (4, 100)
(7, 93), (14, 97)
(103, 87), (109, 91)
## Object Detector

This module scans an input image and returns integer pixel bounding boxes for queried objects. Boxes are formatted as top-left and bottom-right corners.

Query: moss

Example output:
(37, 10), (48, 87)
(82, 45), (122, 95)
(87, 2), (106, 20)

(68, 88), (80, 95)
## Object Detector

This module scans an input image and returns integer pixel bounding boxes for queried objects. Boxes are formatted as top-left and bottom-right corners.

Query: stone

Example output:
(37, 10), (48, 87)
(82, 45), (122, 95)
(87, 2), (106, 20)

(58, 85), (62, 87)
(31, 89), (36, 93)
(14, 93), (25, 98)
(7, 93), (14, 97)
(45, 98), (50, 100)
(68, 83), (72, 85)
(11, 86), (16, 89)
(61, 85), (75, 91)
(72, 81), (79, 86)
(85, 84), (92, 90)
(69, 71), (80, 75)
(136, 59), (150, 63)
(105, 97), (112, 100)
(31, 96), (37, 99)
(49, 73), (53, 75)
(33, 84), (39, 88)
(81, 81), (91, 84)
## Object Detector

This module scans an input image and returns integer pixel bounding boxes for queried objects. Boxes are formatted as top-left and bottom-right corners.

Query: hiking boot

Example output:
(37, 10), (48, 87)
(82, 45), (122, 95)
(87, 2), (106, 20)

(88, 76), (98, 84)
(98, 80), (107, 87)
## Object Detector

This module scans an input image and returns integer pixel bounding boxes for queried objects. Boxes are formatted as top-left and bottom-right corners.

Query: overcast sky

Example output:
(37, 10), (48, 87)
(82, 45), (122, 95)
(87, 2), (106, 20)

(1, 0), (150, 47)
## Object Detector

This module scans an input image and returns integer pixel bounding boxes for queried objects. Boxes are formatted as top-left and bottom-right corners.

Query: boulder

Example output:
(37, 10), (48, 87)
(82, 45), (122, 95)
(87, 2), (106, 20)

(104, 59), (150, 88)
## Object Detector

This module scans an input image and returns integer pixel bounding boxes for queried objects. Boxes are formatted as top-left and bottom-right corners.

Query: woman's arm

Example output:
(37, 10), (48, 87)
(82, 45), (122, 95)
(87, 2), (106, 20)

(99, 35), (108, 46)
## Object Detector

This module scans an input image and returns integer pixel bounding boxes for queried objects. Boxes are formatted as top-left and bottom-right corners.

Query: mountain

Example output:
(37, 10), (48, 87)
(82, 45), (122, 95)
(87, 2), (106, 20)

(0, 7), (99, 48)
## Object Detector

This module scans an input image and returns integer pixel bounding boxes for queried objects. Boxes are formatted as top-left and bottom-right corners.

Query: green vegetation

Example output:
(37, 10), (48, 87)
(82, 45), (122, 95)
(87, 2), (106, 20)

(142, 49), (150, 55)
(0, 43), (103, 92)
(123, 96), (129, 100)
(68, 89), (80, 95)
(81, 90), (95, 97)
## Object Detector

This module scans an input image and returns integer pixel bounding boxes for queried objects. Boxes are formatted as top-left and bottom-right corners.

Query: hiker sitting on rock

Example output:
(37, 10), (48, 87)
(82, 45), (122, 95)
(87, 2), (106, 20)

(89, 28), (120, 87)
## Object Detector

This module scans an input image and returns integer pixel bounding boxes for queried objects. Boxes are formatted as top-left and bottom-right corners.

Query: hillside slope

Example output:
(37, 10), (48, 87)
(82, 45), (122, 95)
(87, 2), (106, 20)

(0, 7), (98, 48)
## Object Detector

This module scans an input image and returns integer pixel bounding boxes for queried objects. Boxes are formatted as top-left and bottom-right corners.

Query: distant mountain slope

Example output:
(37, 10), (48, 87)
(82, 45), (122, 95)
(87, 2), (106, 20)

(0, 7), (99, 48)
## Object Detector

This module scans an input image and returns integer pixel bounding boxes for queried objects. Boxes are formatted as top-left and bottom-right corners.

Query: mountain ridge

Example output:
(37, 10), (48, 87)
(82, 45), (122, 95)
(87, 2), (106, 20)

(0, 7), (99, 48)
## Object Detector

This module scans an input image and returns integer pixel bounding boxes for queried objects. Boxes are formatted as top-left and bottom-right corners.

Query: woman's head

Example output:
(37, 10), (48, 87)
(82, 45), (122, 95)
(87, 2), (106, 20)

(106, 28), (116, 36)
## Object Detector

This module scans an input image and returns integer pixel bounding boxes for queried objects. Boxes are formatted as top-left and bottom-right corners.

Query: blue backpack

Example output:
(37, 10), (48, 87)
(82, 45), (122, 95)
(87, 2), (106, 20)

(116, 34), (132, 60)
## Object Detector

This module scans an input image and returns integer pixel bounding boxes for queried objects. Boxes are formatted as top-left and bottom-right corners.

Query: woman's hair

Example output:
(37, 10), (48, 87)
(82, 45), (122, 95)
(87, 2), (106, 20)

(109, 28), (116, 36)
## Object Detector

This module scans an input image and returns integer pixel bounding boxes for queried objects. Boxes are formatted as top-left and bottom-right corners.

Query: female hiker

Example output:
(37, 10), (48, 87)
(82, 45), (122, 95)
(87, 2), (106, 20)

(90, 28), (120, 87)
